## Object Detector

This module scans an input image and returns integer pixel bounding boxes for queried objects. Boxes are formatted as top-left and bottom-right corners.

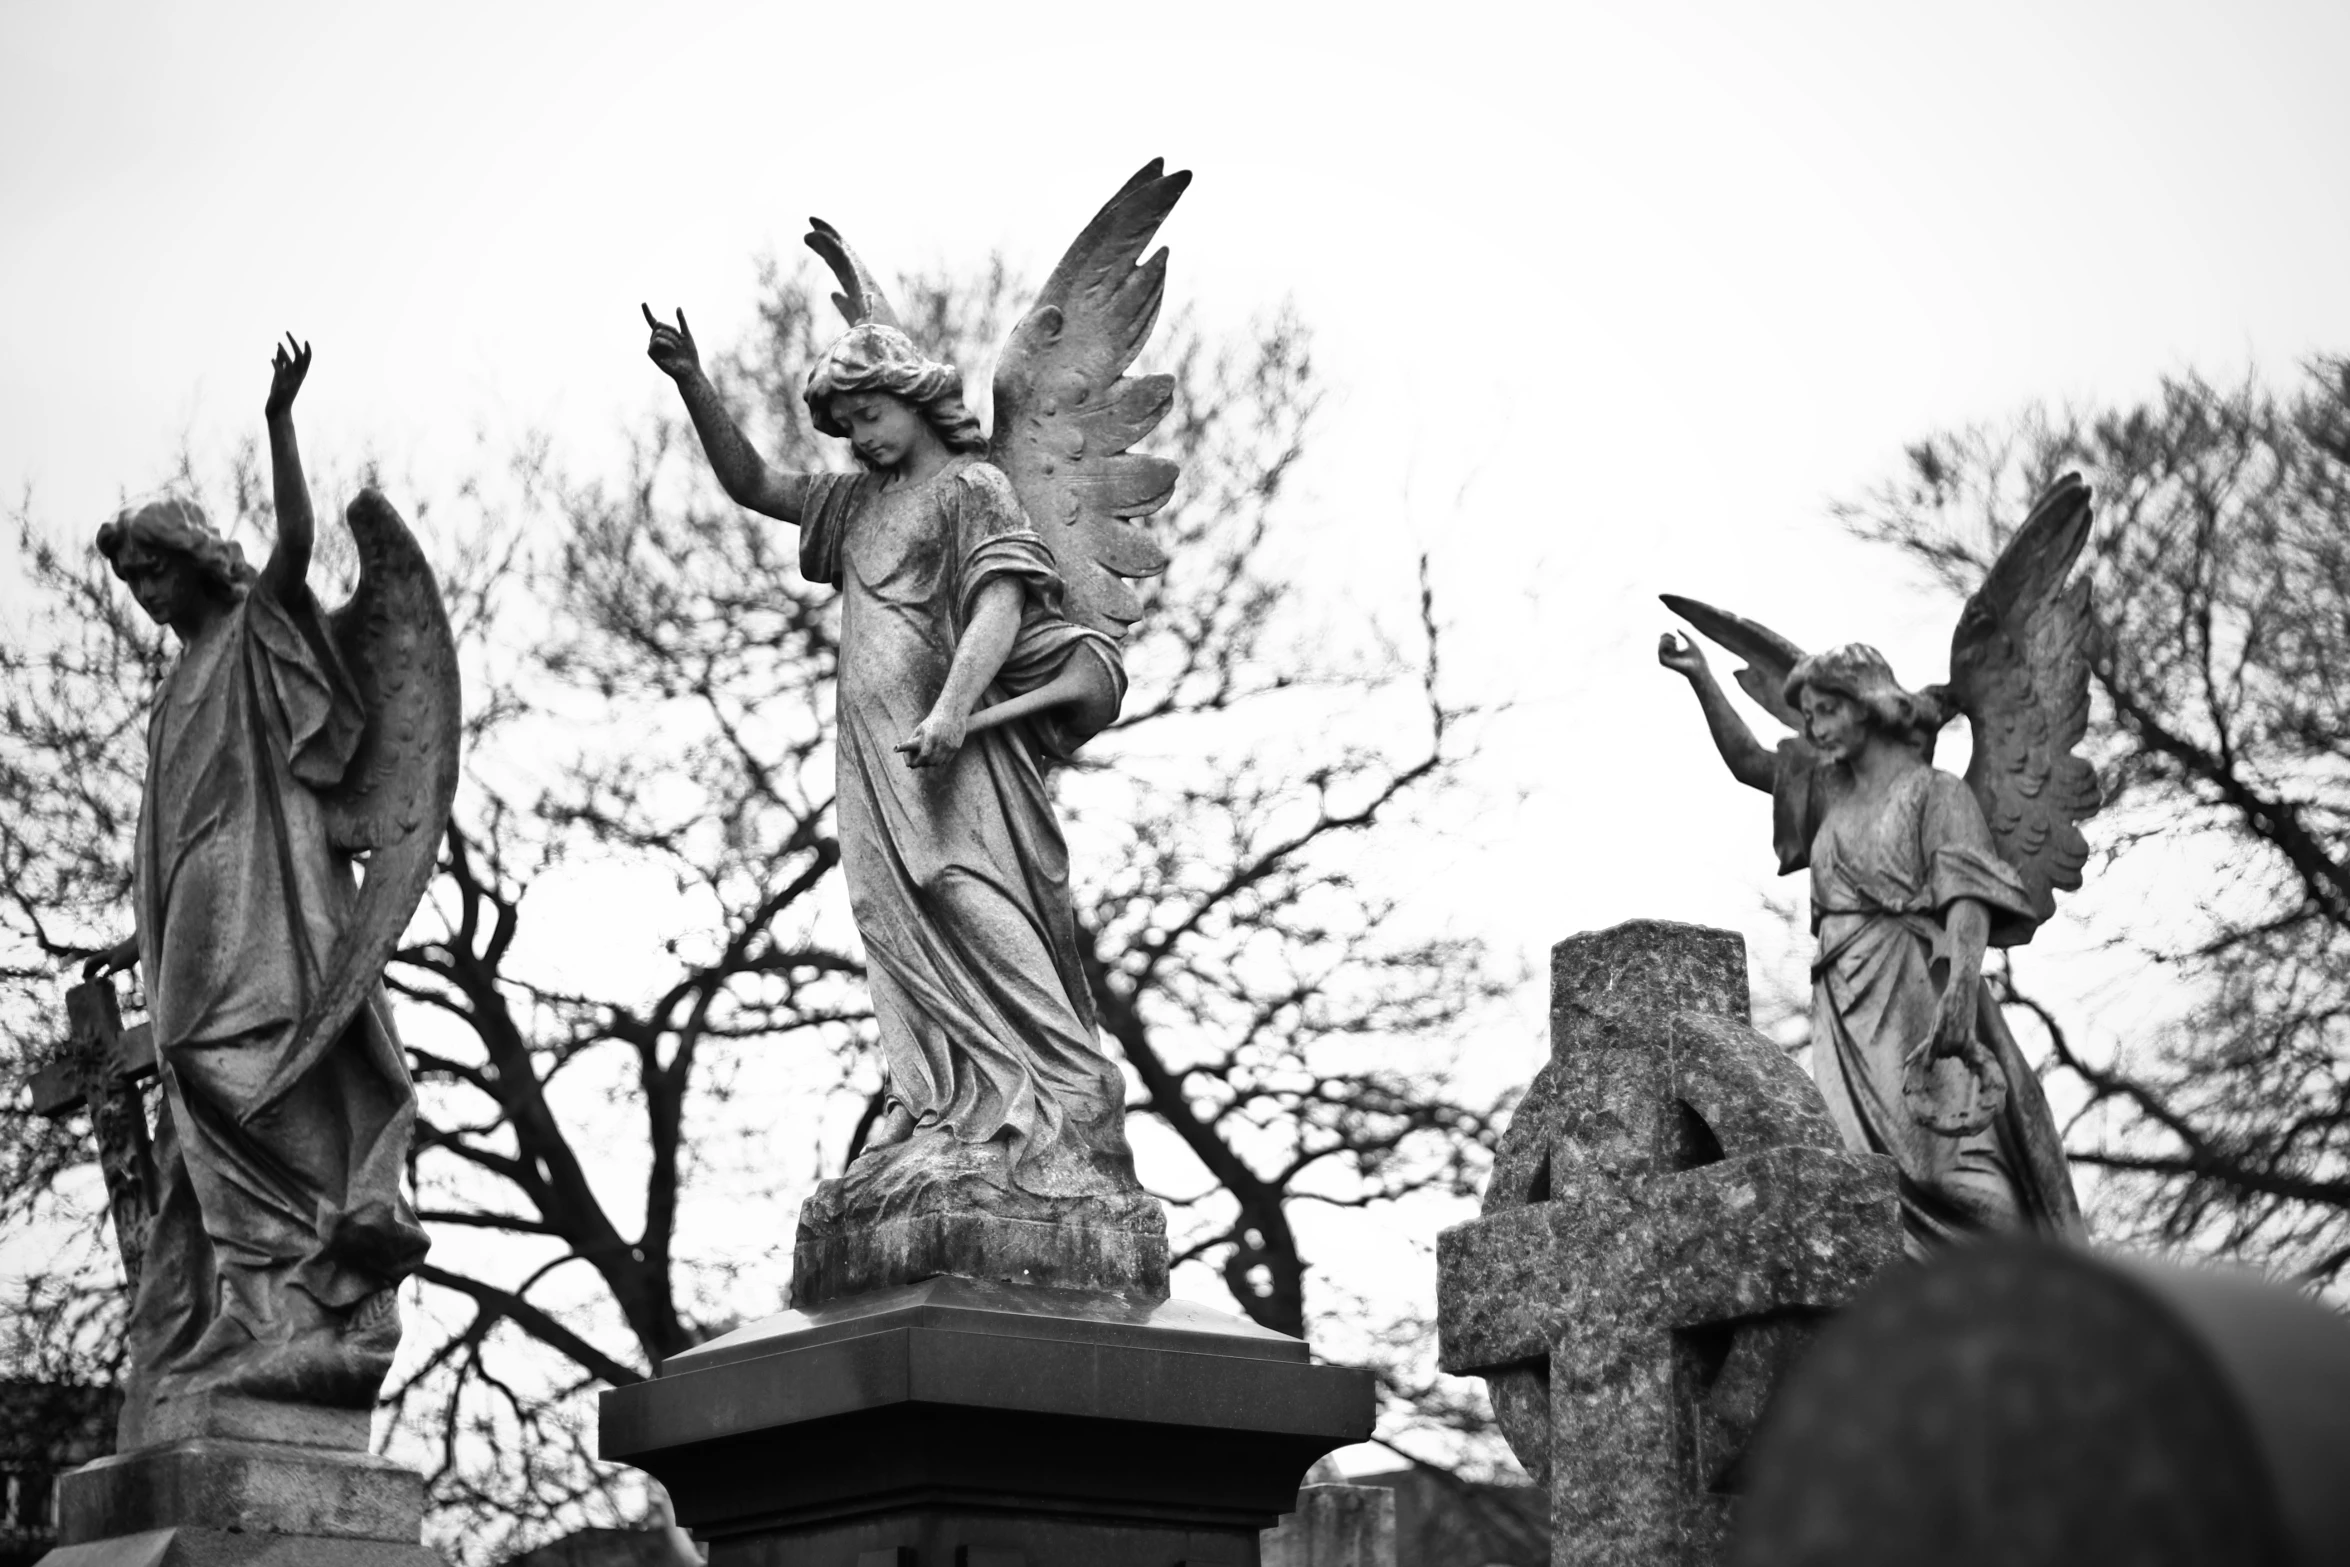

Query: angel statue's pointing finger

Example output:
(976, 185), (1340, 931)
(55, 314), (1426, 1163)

(643, 163), (1189, 1216)
(1659, 476), (2099, 1258)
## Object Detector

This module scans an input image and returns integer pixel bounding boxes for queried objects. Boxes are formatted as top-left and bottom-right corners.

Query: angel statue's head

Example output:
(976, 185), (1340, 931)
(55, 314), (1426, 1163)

(97, 496), (255, 628)
(805, 323), (986, 467)
(1783, 643), (1938, 762)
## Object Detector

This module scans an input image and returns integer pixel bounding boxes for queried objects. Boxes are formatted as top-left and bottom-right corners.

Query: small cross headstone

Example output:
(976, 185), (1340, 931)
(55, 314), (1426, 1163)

(28, 978), (160, 1289)
(1437, 920), (1900, 1566)
(1732, 1239), (2350, 1567)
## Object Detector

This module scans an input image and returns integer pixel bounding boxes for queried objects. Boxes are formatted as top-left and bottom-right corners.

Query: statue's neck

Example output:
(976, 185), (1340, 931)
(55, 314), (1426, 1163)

(1846, 731), (1921, 793)
(882, 428), (958, 490)
(169, 593), (233, 647)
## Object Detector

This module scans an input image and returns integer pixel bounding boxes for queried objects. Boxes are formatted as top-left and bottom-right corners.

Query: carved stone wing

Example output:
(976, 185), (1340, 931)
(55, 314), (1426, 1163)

(1660, 593), (1808, 732)
(988, 160), (1191, 639)
(254, 488), (460, 1112)
(1947, 473), (2101, 944)
(804, 217), (907, 334)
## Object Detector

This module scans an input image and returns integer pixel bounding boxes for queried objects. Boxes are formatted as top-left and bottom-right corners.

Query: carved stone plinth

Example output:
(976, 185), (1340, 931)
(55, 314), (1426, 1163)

(791, 1131), (1169, 1309)
(600, 1277), (1374, 1566)
(39, 1433), (441, 1566)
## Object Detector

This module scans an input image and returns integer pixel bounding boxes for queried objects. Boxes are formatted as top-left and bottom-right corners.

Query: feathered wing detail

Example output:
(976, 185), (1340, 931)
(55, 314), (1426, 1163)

(989, 159), (1191, 641)
(254, 489), (461, 1112)
(1947, 473), (2102, 944)
(804, 217), (907, 334)
(1660, 593), (1809, 732)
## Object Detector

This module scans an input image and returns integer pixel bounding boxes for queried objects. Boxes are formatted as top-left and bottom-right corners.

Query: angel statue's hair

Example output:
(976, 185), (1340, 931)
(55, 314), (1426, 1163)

(1783, 643), (1938, 737)
(804, 323), (986, 455)
(96, 496), (256, 597)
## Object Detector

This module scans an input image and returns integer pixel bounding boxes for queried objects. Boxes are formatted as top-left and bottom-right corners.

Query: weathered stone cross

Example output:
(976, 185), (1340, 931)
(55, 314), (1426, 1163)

(29, 978), (160, 1289)
(1438, 920), (1900, 1566)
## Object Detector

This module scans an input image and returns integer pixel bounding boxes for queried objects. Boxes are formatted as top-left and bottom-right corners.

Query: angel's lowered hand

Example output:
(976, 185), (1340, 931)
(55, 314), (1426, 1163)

(896, 708), (969, 769)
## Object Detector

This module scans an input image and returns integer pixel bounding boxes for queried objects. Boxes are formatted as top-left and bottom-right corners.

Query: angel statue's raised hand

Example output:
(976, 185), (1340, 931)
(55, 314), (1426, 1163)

(641, 304), (701, 382)
(639, 163), (1190, 1298)
(1659, 475), (2100, 1258)
(264, 332), (311, 419)
(93, 339), (457, 1440)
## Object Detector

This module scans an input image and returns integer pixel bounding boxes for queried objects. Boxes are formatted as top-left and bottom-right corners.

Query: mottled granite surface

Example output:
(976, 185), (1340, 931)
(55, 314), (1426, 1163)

(1438, 920), (1899, 1567)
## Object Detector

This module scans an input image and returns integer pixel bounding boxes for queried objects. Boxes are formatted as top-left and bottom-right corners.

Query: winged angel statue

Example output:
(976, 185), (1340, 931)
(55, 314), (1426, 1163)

(1658, 476), (2098, 1255)
(642, 163), (1190, 1210)
(88, 338), (457, 1431)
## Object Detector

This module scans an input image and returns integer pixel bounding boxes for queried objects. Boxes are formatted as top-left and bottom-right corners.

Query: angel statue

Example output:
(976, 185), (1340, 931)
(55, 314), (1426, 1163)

(1657, 475), (2098, 1257)
(84, 336), (459, 1440)
(640, 163), (1189, 1270)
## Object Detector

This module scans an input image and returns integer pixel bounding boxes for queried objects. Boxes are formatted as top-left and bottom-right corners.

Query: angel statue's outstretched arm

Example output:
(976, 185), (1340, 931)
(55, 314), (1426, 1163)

(641, 304), (812, 524)
(1658, 632), (1775, 793)
(259, 333), (316, 607)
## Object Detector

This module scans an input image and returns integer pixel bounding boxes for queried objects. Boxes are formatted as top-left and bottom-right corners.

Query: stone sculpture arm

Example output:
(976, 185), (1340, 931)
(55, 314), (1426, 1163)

(642, 305), (812, 524)
(1658, 632), (1775, 793)
(260, 334), (316, 606)
(897, 578), (1022, 768)
(1933, 896), (1990, 1057)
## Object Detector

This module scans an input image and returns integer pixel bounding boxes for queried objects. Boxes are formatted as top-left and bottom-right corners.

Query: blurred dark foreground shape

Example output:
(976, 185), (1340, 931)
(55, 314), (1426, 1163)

(1732, 1239), (2350, 1567)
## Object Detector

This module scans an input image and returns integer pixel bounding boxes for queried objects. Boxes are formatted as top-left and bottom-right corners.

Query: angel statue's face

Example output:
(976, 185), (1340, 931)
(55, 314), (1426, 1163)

(829, 391), (931, 473)
(1800, 686), (1871, 763)
(113, 542), (210, 630)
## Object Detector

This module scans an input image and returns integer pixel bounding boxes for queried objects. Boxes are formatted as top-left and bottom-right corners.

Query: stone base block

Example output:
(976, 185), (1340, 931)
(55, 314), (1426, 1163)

(792, 1207), (1170, 1309)
(791, 1129), (1170, 1309)
(602, 1277), (1376, 1567)
(133, 1392), (372, 1451)
(40, 1439), (434, 1567)
(40, 1527), (443, 1566)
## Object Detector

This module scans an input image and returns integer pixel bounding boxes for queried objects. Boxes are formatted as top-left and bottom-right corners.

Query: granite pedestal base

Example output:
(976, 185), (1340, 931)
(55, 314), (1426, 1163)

(38, 1433), (441, 1566)
(600, 1278), (1377, 1567)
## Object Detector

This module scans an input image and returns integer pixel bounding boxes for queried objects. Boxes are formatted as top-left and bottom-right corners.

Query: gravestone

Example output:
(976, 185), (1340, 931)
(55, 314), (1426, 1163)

(1438, 920), (1900, 1566)
(1732, 1239), (2350, 1567)
(1260, 1475), (1396, 1567)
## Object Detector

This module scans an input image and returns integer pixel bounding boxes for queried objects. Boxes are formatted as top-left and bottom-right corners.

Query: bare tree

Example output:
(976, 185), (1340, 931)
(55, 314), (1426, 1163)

(1837, 355), (2350, 1293)
(0, 260), (1510, 1557)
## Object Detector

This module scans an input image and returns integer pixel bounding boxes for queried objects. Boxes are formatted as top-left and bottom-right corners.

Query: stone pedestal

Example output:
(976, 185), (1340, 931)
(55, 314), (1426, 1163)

(791, 1128), (1170, 1309)
(600, 1277), (1376, 1567)
(39, 1428), (442, 1566)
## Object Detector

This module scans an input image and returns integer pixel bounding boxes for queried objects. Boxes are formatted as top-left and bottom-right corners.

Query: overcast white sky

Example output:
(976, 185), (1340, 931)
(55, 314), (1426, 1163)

(9, 1), (2345, 909)
(7, 0), (2350, 1475)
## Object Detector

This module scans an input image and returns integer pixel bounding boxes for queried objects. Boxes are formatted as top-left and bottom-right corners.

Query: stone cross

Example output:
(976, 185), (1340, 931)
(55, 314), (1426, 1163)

(29, 978), (160, 1289)
(1437, 920), (1900, 1566)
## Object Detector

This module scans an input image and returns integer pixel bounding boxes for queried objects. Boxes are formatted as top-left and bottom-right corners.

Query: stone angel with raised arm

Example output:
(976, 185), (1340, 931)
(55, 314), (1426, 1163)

(89, 337), (459, 1441)
(1658, 475), (2099, 1255)
(641, 164), (1190, 1278)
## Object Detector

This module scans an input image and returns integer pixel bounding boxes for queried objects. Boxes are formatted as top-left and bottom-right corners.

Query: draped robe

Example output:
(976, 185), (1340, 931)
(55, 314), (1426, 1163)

(126, 583), (429, 1415)
(1774, 739), (2087, 1255)
(799, 456), (1129, 1191)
